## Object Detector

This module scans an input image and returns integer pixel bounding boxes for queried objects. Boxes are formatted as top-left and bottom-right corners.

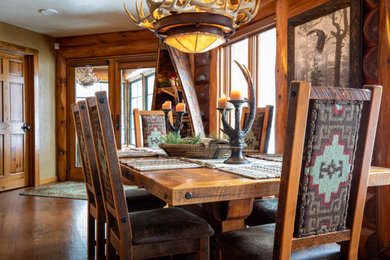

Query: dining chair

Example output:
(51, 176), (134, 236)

(71, 102), (106, 259)
(73, 100), (166, 259)
(133, 108), (168, 148)
(91, 91), (214, 259)
(241, 105), (274, 154)
(216, 81), (382, 259)
(241, 105), (276, 226)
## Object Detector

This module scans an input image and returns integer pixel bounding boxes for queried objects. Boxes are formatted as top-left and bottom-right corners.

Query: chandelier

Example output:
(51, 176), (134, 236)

(76, 66), (98, 87)
(124, 0), (260, 53)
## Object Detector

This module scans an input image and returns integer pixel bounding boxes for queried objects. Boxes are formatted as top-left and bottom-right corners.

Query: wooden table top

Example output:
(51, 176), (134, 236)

(121, 159), (390, 206)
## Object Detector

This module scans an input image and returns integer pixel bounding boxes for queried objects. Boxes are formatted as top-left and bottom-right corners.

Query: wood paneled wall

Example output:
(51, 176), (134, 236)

(55, 30), (159, 181)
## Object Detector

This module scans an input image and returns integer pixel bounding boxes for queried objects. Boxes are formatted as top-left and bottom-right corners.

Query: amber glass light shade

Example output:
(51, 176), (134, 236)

(164, 31), (226, 53)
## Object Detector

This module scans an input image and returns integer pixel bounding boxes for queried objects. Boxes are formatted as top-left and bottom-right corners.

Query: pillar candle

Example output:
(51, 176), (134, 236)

(162, 101), (172, 109)
(176, 103), (186, 112)
(218, 96), (228, 108)
(230, 90), (243, 100)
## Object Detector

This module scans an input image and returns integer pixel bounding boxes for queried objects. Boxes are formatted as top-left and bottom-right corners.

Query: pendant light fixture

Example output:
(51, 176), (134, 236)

(124, 0), (260, 53)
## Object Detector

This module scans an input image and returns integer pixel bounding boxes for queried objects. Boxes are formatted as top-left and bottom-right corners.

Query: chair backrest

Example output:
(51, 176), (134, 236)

(86, 92), (132, 256)
(71, 102), (104, 213)
(133, 108), (167, 148)
(242, 105), (274, 153)
(274, 81), (382, 259)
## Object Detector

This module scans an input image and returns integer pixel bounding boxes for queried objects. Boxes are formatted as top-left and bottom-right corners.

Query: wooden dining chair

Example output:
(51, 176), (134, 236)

(241, 105), (273, 154)
(71, 102), (106, 259)
(216, 81), (382, 259)
(133, 108), (168, 148)
(73, 100), (167, 259)
(90, 91), (214, 259)
(241, 105), (276, 226)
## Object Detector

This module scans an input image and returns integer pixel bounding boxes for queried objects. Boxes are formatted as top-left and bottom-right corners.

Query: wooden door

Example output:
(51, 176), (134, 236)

(0, 50), (29, 191)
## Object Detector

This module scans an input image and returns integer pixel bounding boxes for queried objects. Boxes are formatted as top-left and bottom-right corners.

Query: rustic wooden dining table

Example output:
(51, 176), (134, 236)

(120, 154), (390, 233)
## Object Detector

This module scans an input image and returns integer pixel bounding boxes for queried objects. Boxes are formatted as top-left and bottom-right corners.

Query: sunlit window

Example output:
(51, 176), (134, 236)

(219, 28), (276, 153)
(120, 68), (155, 147)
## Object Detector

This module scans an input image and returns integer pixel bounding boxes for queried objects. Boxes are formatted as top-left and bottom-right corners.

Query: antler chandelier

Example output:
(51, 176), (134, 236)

(76, 66), (98, 88)
(125, 0), (260, 53)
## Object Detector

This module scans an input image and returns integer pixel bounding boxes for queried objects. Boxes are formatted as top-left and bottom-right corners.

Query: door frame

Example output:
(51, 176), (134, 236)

(0, 41), (39, 187)
(64, 54), (157, 181)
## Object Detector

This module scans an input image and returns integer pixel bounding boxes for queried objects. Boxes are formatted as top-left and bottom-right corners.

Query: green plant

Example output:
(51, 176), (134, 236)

(162, 132), (181, 144)
(162, 133), (201, 144)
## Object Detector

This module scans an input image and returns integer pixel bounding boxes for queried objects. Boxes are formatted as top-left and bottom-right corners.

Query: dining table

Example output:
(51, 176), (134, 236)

(118, 148), (390, 234)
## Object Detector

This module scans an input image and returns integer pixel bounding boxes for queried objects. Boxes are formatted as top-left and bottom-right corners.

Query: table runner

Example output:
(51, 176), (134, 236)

(120, 158), (202, 171)
(117, 147), (167, 158)
(184, 156), (282, 179)
(246, 153), (283, 162)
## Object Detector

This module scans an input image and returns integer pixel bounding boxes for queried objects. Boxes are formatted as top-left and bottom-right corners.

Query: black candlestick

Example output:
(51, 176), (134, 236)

(218, 61), (256, 164)
(162, 108), (186, 135)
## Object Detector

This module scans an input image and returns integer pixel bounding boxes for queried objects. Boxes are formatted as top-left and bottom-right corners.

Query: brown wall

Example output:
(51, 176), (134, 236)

(0, 21), (56, 182)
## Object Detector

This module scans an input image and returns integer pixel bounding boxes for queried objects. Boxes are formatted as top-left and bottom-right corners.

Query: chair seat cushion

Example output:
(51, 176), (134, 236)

(130, 207), (214, 245)
(245, 198), (278, 226)
(125, 188), (166, 212)
(216, 223), (340, 260)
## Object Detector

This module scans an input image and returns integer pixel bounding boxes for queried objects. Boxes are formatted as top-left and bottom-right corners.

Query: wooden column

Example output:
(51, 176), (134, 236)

(56, 53), (68, 181)
(274, 0), (289, 153)
(375, 0), (390, 258)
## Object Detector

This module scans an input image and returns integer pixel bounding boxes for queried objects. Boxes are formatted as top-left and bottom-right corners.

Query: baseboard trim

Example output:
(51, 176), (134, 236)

(39, 177), (58, 185)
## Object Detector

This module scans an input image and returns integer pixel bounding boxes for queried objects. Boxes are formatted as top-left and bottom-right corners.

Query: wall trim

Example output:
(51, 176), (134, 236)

(39, 177), (58, 185)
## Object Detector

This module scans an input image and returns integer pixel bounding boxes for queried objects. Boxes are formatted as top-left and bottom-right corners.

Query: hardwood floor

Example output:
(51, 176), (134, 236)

(0, 187), (88, 260)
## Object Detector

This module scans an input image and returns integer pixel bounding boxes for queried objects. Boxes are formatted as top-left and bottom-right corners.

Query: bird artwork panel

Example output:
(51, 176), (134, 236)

(293, 7), (350, 88)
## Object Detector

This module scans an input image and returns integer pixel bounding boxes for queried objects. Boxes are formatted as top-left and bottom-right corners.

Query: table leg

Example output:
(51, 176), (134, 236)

(202, 198), (254, 233)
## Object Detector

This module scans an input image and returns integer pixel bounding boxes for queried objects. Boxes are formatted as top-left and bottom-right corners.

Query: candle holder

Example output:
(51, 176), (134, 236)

(162, 108), (186, 135)
(218, 61), (256, 164)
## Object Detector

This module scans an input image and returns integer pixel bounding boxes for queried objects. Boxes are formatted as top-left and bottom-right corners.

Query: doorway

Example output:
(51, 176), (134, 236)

(0, 47), (36, 191)
(66, 56), (156, 181)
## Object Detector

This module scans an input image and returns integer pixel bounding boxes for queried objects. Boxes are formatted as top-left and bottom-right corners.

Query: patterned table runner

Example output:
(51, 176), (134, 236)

(246, 153), (283, 162)
(184, 157), (282, 179)
(117, 147), (167, 158)
(120, 158), (202, 171)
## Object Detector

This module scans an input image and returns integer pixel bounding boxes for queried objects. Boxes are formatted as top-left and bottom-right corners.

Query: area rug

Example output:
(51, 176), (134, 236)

(20, 181), (137, 200)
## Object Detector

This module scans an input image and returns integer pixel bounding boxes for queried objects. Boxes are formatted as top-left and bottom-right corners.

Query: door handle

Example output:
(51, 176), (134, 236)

(21, 123), (31, 132)
(115, 114), (120, 131)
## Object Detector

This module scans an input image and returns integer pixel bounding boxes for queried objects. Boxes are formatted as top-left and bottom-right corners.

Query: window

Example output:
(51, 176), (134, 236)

(120, 69), (155, 147)
(219, 28), (276, 152)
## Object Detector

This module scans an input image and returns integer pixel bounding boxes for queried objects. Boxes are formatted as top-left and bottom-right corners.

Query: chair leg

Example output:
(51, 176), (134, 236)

(96, 215), (106, 260)
(198, 237), (210, 260)
(107, 240), (116, 260)
(87, 214), (95, 259)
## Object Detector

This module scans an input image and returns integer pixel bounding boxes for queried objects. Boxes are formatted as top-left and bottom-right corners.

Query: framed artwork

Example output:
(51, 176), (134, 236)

(288, 0), (362, 88)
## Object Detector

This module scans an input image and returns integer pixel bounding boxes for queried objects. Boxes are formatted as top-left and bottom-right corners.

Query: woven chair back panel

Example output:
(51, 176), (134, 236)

(73, 110), (93, 189)
(294, 99), (363, 237)
(244, 111), (264, 150)
(89, 105), (116, 210)
(141, 114), (166, 147)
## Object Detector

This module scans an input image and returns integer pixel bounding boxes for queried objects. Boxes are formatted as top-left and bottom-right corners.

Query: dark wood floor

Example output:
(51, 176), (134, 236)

(0, 187), (88, 260)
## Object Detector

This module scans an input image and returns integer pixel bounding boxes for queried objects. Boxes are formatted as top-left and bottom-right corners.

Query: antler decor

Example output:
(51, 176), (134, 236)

(218, 61), (256, 164)
(125, 0), (260, 29)
(124, 0), (260, 53)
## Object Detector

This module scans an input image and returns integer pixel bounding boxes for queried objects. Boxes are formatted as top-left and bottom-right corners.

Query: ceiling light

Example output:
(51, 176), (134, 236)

(125, 0), (260, 53)
(39, 9), (58, 16)
(76, 66), (98, 88)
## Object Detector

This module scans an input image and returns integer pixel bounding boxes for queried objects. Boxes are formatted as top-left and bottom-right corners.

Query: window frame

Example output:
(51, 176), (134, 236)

(217, 26), (276, 152)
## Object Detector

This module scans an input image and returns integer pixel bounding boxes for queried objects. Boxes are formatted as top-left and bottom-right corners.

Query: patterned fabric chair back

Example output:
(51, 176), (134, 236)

(294, 95), (362, 237)
(273, 81), (382, 259)
(133, 109), (167, 147)
(86, 93), (132, 247)
(242, 105), (273, 153)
